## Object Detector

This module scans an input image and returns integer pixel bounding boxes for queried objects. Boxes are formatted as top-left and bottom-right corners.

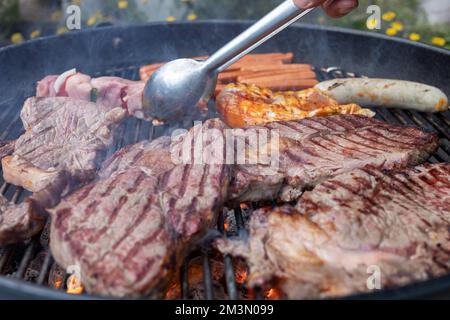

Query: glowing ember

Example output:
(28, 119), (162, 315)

(66, 275), (84, 295)
(53, 278), (63, 289)
(266, 288), (281, 300)
(239, 203), (249, 210)
(235, 270), (248, 284)
(223, 222), (229, 231)
(152, 119), (165, 126)
(165, 282), (180, 300)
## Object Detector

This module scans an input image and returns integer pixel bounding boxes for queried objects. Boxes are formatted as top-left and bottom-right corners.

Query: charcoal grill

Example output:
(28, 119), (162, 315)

(0, 21), (449, 299)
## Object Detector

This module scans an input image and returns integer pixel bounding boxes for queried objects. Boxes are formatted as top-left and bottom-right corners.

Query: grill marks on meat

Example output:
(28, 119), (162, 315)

(50, 120), (230, 297)
(297, 163), (450, 258)
(230, 115), (439, 202)
(37, 73), (147, 120)
(1, 97), (126, 200)
(217, 163), (450, 299)
(51, 168), (171, 297)
(98, 137), (173, 179)
(0, 195), (47, 246)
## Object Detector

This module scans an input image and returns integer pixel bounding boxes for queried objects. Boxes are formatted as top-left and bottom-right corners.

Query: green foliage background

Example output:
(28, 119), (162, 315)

(324, 0), (450, 49)
(0, 0), (449, 49)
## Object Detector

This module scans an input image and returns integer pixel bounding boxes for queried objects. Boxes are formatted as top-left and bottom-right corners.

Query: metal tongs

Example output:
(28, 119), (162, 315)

(142, 0), (315, 122)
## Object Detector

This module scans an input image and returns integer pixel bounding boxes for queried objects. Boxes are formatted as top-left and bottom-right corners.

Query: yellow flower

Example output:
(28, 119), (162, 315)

(166, 16), (176, 22)
(87, 15), (97, 26)
(11, 32), (24, 44)
(51, 10), (62, 21)
(408, 33), (421, 41)
(382, 11), (396, 21)
(386, 28), (397, 36)
(57, 26), (68, 35)
(431, 37), (446, 46)
(391, 21), (404, 31)
(187, 13), (197, 21)
(118, 0), (128, 9)
(366, 17), (379, 30)
(30, 30), (41, 39)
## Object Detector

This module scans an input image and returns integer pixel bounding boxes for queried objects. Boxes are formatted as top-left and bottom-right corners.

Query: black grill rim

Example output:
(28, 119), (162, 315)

(2, 21), (449, 61)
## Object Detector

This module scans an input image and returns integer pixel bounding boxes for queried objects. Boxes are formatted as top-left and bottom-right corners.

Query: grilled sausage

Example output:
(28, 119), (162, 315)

(315, 78), (449, 112)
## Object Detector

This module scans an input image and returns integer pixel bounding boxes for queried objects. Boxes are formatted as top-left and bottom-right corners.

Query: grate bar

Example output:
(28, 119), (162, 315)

(0, 182), (9, 196)
(133, 119), (142, 143)
(234, 206), (249, 239)
(14, 239), (38, 279)
(0, 245), (14, 273)
(202, 250), (214, 300)
(223, 255), (238, 300)
(148, 124), (155, 141)
(36, 251), (53, 285)
(180, 260), (189, 299)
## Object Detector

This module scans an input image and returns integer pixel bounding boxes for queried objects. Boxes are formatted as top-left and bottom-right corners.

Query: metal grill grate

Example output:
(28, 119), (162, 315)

(0, 65), (449, 299)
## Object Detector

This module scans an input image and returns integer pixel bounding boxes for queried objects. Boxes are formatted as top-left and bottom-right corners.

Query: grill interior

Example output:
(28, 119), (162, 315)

(0, 65), (449, 299)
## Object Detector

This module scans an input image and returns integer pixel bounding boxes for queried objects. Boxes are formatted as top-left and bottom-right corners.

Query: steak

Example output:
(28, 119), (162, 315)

(0, 195), (47, 246)
(49, 119), (230, 297)
(98, 136), (173, 179)
(37, 73), (147, 120)
(230, 115), (439, 202)
(296, 162), (450, 258)
(216, 163), (450, 299)
(2, 97), (126, 204)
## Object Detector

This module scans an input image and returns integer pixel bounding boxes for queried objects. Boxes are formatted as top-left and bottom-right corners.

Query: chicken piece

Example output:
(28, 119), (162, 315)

(216, 83), (375, 128)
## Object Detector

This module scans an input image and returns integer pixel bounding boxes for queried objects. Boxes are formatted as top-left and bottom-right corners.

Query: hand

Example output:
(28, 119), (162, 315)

(294, 0), (359, 18)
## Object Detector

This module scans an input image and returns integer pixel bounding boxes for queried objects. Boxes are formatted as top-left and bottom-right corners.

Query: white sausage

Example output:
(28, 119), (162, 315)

(315, 78), (448, 113)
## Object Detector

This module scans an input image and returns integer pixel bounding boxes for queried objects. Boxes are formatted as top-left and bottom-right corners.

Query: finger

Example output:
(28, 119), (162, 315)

(322, 0), (359, 17)
(293, 0), (327, 9)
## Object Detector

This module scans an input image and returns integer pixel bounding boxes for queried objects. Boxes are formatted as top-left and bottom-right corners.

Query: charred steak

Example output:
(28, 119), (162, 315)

(230, 115), (439, 202)
(2, 97), (126, 202)
(217, 163), (450, 299)
(49, 120), (230, 297)
(0, 195), (47, 246)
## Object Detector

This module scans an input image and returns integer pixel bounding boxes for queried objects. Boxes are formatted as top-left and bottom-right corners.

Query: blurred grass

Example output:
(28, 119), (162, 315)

(321, 0), (450, 49)
(0, 0), (449, 49)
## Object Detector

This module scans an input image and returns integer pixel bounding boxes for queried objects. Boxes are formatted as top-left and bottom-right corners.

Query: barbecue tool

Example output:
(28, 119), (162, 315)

(142, 0), (315, 122)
